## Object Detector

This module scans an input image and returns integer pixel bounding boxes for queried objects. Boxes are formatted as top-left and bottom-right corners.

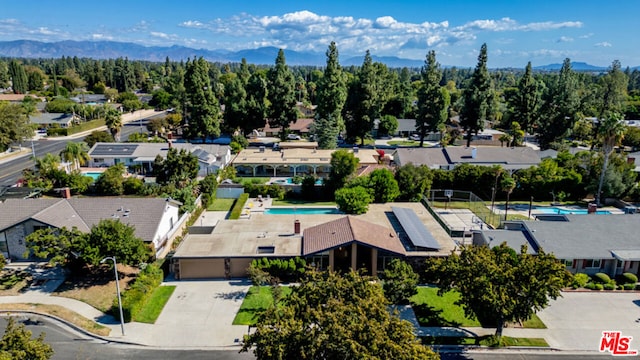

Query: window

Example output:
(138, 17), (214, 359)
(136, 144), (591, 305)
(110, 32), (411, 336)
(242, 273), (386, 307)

(561, 259), (573, 267)
(584, 259), (601, 268)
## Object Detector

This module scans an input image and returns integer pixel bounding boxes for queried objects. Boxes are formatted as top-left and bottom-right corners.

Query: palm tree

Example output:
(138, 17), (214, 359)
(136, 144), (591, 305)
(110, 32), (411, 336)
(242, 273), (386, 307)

(35, 153), (61, 175)
(595, 113), (626, 206)
(60, 142), (90, 171)
(498, 134), (512, 147)
(501, 175), (516, 221)
(104, 107), (122, 141)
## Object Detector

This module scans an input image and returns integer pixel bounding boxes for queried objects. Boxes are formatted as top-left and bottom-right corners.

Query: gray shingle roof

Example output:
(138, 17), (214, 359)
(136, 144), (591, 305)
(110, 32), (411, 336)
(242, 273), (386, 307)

(29, 113), (75, 125)
(0, 199), (63, 231)
(394, 146), (541, 169)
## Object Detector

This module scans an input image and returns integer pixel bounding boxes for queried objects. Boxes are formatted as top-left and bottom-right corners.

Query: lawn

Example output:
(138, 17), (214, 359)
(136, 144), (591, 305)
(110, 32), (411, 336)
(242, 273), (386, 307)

(207, 198), (236, 211)
(410, 287), (545, 329)
(272, 199), (337, 206)
(134, 285), (176, 323)
(233, 286), (293, 325)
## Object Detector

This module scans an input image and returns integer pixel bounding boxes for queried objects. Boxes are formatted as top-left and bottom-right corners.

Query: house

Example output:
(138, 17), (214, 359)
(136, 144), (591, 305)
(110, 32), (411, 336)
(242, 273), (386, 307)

(626, 151), (640, 173)
(0, 197), (182, 260)
(473, 214), (640, 277)
(393, 146), (542, 171)
(232, 147), (380, 177)
(296, 102), (316, 118)
(172, 203), (456, 279)
(29, 113), (80, 129)
(69, 94), (107, 104)
(88, 142), (232, 177)
(261, 118), (314, 137)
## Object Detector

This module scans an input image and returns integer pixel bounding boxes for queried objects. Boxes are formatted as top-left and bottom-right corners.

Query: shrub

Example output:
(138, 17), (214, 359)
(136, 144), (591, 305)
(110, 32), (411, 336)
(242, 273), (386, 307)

(592, 273), (611, 284)
(123, 177), (144, 195)
(621, 272), (638, 284)
(624, 283), (636, 290)
(383, 259), (419, 304)
(229, 193), (249, 220)
(250, 257), (306, 283)
(594, 283), (604, 291)
(584, 282), (596, 290)
(114, 263), (164, 322)
(571, 273), (590, 289)
(603, 283), (616, 291)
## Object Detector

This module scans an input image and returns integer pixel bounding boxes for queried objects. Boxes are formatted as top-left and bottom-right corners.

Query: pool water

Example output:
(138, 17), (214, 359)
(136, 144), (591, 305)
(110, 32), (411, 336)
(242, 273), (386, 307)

(273, 178), (324, 185)
(264, 207), (341, 215)
(534, 207), (611, 215)
(82, 172), (103, 181)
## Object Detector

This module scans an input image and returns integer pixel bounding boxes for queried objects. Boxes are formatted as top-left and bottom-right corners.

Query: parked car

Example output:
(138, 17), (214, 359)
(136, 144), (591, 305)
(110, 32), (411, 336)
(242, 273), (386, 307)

(287, 134), (301, 140)
(410, 134), (421, 141)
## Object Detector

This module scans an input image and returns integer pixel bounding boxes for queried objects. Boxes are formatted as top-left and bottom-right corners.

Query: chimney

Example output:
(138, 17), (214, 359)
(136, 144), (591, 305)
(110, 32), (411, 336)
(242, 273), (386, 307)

(353, 146), (359, 153)
(294, 219), (301, 234)
(471, 147), (477, 159)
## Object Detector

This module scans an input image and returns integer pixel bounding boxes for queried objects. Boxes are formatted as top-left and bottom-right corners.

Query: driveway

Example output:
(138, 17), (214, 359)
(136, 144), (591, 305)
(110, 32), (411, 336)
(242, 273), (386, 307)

(535, 291), (640, 351)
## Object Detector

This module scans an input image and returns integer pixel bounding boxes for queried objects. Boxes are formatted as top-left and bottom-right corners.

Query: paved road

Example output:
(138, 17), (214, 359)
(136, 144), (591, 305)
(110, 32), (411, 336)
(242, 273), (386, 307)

(0, 316), (255, 360)
(0, 116), (157, 187)
(443, 352), (621, 360)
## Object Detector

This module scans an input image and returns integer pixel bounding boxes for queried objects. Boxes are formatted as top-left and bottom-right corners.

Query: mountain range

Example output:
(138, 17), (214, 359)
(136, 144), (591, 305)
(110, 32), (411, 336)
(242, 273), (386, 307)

(0, 40), (623, 70)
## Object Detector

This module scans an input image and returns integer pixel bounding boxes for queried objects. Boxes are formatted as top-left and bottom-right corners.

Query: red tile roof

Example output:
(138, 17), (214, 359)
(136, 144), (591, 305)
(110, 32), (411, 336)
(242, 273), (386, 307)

(302, 216), (405, 256)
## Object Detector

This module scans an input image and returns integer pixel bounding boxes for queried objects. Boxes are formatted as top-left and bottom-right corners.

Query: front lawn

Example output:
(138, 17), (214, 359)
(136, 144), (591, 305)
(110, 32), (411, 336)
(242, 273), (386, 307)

(233, 286), (293, 325)
(421, 335), (548, 347)
(207, 198), (236, 211)
(134, 285), (176, 323)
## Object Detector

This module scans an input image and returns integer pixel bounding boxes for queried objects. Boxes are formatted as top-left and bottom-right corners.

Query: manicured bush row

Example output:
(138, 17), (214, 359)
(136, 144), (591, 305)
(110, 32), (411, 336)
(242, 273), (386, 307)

(250, 257), (306, 283)
(592, 273), (611, 284)
(113, 263), (164, 322)
(228, 193), (249, 220)
(621, 272), (638, 284)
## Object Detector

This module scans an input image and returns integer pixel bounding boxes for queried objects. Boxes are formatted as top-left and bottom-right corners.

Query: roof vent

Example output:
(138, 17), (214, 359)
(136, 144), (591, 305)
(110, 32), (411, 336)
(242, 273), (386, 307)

(257, 246), (275, 254)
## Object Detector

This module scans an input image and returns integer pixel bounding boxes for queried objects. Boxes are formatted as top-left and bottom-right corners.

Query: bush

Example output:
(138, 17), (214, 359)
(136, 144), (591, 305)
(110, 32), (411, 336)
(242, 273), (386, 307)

(621, 272), (638, 284)
(244, 183), (287, 200)
(250, 257), (306, 283)
(584, 282), (596, 290)
(383, 259), (419, 304)
(123, 177), (144, 195)
(229, 193), (249, 220)
(624, 283), (636, 290)
(114, 263), (164, 323)
(47, 127), (68, 136)
(603, 283), (616, 291)
(594, 283), (604, 291)
(571, 273), (590, 289)
(592, 273), (611, 284)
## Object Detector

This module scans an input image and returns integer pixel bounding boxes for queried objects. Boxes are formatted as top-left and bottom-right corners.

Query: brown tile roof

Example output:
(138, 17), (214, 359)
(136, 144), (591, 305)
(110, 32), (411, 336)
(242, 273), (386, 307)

(302, 216), (405, 256)
(263, 118), (314, 133)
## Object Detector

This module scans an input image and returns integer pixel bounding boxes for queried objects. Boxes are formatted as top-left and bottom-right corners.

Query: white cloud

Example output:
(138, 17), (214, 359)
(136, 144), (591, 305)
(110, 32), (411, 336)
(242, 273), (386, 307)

(180, 20), (206, 29)
(92, 33), (114, 40)
(557, 36), (574, 43)
(595, 41), (612, 47)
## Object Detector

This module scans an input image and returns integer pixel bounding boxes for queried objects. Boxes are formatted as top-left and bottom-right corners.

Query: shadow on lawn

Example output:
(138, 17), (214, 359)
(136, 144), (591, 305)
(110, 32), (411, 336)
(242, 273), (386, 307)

(54, 266), (136, 291)
(412, 303), (462, 327)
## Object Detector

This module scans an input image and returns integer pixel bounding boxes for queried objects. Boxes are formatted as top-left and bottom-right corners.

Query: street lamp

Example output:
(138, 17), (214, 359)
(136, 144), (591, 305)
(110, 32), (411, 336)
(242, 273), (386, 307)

(101, 256), (125, 336)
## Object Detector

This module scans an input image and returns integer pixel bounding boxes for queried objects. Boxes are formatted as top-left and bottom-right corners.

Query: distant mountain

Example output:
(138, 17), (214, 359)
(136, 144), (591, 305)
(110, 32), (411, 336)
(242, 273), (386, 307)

(534, 62), (607, 72)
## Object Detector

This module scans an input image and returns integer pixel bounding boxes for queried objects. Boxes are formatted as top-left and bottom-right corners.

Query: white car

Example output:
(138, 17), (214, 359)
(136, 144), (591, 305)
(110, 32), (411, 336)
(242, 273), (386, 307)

(410, 134), (421, 141)
(287, 134), (301, 140)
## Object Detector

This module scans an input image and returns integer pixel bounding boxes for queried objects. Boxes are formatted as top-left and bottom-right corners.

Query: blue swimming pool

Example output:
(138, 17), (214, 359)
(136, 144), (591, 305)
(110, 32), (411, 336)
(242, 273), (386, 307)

(82, 172), (103, 181)
(272, 177), (324, 185)
(534, 207), (611, 215)
(264, 207), (341, 215)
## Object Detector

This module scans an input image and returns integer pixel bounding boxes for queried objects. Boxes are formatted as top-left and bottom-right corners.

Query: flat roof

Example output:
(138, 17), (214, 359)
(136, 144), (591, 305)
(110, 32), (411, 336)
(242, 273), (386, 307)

(392, 207), (441, 250)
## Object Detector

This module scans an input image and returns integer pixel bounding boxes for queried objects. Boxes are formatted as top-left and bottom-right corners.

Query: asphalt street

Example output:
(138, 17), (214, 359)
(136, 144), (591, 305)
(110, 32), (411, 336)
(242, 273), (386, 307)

(0, 117), (153, 187)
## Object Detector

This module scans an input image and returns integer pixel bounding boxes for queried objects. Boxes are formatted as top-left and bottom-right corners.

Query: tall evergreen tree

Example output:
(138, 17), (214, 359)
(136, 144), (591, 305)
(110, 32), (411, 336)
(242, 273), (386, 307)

(222, 76), (247, 134)
(597, 60), (628, 119)
(315, 42), (347, 149)
(113, 57), (135, 93)
(538, 58), (580, 149)
(416, 50), (447, 147)
(459, 43), (493, 147)
(267, 49), (298, 141)
(0, 60), (9, 89)
(8, 60), (28, 94)
(184, 57), (221, 139)
(345, 50), (381, 145)
(509, 62), (542, 134)
(243, 72), (268, 136)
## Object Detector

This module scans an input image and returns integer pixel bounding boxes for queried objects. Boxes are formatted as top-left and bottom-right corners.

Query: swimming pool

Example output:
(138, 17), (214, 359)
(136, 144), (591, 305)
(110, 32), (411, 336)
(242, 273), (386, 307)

(264, 207), (341, 215)
(82, 172), (103, 181)
(534, 207), (611, 215)
(272, 177), (324, 185)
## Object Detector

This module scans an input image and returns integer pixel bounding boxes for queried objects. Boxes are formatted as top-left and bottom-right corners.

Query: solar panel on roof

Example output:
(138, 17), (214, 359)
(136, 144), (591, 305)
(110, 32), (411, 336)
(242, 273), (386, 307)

(392, 206), (441, 250)
(91, 144), (138, 156)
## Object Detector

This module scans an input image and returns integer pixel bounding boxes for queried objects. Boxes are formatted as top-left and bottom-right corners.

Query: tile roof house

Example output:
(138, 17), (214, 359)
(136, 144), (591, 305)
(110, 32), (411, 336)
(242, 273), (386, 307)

(0, 197), (182, 260)
(393, 146), (541, 171)
(88, 142), (231, 177)
(473, 214), (640, 277)
(261, 118), (314, 137)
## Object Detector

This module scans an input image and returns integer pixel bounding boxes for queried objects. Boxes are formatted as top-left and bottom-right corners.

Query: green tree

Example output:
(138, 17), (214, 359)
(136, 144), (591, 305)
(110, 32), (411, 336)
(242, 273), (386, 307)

(153, 148), (199, 185)
(383, 259), (419, 304)
(460, 44), (493, 147)
(509, 121), (525, 147)
(267, 50), (298, 141)
(59, 142), (90, 171)
(0, 101), (34, 152)
(184, 57), (221, 139)
(597, 60), (628, 120)
(395, 163), (433, 201)
(150, 89), (172, 110)
(8, 60), (28, 94)
(242, 72), (268, 136)
(315, 42), (347, 149)
(24, 227), (86, 265)
(416, 50), (447, 147)
(595, 114), (626, 205)
(501, 174), (516, 220)
(84, 131), (114, 148)
(345, 51), (381, 145)
(95, 163), (126, 195)
(368, 168), (400, 203)
(426, 243), (569, 338)
(377, 115), (399, 138)
(222, 75), (247, 134)
(538, 58), (580, 149)
(241, 270), (438, 360)
(104, 107), (123, 141)
(82, 219), (150, 266)
(0, 317), (54, 360)
(335, 186), (371, 214)
(507, 62), (542, 134)
(326, 149), (359, 192)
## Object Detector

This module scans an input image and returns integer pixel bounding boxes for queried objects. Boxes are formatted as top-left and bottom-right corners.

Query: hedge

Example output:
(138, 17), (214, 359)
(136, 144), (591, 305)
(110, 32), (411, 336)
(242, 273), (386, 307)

(229, 193), (249, 220)
(624, 283), (635, 290)
(250, 257), (306, 283)
(592, 273), (611, 284)
(113, 263), (164, 322)
(571, 273), (590, 289)
(621, 272), (638, 284)
(603, 283), (616, 291)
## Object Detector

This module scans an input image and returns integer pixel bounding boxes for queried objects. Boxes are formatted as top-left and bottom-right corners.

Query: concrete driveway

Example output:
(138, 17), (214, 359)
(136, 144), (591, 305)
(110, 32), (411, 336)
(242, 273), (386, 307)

(536, 291), (640, 351)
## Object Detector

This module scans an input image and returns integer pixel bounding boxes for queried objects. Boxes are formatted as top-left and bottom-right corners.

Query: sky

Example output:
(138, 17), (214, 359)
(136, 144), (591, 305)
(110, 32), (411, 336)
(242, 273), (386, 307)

(0, 0), (637, 68)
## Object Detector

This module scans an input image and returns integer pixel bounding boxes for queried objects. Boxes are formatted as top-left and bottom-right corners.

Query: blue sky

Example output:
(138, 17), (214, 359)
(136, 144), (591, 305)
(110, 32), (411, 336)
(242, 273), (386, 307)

(0, 0), (636, 67)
